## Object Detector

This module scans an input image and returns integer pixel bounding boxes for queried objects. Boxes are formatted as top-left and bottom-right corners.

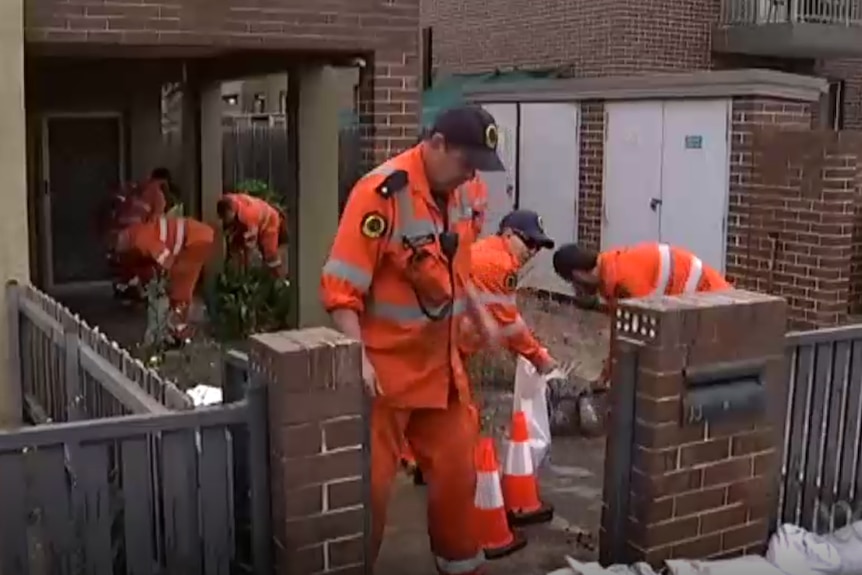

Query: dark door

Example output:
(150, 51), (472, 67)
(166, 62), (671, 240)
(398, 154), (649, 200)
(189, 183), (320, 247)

(45, 115), (121, 285)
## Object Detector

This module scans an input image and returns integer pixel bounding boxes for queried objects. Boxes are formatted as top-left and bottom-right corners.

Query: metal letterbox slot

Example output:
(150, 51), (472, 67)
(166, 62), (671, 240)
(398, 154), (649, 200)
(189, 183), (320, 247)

(681, 359), (766, 426)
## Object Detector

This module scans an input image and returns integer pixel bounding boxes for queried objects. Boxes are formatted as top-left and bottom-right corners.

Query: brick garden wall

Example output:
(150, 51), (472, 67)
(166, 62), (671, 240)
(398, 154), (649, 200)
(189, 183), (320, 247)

(24, 0), (421, 165)
(726, 98), (862, 328)
(250, 328), (368, 575)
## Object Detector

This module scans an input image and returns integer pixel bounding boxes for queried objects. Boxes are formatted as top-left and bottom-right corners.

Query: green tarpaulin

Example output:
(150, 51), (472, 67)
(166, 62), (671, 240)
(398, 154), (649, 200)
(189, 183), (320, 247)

(421, 70), (553, 128)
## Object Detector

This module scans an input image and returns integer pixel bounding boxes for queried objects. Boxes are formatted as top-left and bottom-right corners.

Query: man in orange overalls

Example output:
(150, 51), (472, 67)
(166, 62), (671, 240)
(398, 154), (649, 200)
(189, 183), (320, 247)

(553, 242), (731, 385)
(217, 192), (286, 277)
(321, 105), (505, 575)
(402, 209), (559, 485)
(114, 215), (215, 343)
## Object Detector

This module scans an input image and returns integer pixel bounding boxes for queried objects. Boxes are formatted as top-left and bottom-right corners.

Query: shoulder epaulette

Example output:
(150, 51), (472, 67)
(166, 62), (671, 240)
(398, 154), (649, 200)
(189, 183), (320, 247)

(375, 170), (409, 199)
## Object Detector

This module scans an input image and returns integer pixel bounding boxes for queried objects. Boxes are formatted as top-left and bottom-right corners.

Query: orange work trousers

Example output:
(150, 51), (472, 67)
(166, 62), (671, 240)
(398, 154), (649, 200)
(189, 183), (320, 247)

(400, 404), (480, 467)
(372, 399), (484, 574)
(168, 239), (214, 312)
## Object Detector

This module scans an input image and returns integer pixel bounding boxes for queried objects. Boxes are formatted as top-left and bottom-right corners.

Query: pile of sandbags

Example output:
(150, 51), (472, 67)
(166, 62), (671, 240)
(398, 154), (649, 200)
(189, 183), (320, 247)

(546, 521), (862, 575)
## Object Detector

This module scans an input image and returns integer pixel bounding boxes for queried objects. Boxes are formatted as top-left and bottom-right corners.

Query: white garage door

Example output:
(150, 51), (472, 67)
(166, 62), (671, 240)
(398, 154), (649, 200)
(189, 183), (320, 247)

(603, 99), (729, 273)
(517, 103), (579, 294)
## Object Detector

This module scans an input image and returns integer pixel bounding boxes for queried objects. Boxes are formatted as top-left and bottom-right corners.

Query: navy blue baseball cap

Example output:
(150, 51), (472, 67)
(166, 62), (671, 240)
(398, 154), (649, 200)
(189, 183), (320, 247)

(499, 209), (555, 249)
(429, 105), (506, 172)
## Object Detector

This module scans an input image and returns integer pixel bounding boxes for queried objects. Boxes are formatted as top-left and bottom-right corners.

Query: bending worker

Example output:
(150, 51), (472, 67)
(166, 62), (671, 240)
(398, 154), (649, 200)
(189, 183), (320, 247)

(552, 241), (731, 385)
(217, 192), (286, 278)
(321, 105), (505, 575)
(402, 208), (559, 485)
(114, 215), (215, 344)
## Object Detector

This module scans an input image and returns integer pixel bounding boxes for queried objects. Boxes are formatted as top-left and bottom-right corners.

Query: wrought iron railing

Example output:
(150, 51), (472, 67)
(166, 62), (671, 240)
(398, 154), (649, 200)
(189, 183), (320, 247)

(721, 0), (862, 26)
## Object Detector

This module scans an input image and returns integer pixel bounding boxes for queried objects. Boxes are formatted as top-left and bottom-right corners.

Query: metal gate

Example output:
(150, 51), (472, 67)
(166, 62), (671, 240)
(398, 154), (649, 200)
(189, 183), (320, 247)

(777, 324), (862, 533)
(0, 383), (271, 575)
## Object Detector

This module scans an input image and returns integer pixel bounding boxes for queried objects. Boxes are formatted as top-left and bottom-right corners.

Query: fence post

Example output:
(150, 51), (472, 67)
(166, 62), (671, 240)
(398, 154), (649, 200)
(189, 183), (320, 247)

(249, 327), (366, 575)
(599, 290), (787, 566)
(62, 315), (83, 421)
(246, 377), (272, 575)
(600, 342), (639, 565)
(3, 281), (23, 427)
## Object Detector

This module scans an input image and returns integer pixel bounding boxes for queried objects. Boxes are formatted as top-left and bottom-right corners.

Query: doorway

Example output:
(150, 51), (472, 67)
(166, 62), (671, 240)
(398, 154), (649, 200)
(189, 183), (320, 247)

(41, 113), (124, 291)
(602, 99), (730, 272)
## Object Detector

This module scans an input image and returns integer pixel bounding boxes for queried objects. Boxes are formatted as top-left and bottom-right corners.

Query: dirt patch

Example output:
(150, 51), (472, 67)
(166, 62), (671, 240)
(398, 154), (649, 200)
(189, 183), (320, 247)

(468, 292), (610, 392)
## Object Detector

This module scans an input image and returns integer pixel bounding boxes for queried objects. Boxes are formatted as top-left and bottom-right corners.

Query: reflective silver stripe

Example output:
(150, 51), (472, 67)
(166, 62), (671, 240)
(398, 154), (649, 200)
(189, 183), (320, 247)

(322, 259), (372, 292)
(474, 291), (517, 306)
(684, 256), (704, 293)
(503, 436), (533, 475)
(265, 258), (282, 268)
(158, 217), (168, 243)
(474, 470), (504, 510)
(393, 183), (440, 243)
(172, 218), (186, 255)
(367, 298), (466, 323)
(435, 551), (485, 575)
(650, 244), (673, 297)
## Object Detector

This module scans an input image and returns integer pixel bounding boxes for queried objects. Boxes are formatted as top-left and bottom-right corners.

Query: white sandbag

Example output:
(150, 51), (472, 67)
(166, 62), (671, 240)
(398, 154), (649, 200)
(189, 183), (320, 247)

(562, 557), (660, 575)
(666, 556), (785, 575)
(824, 520), (862, 573)
(513, 356), (559, 468)
(766, 523), (842, 575)
(186, 384), (223, 407)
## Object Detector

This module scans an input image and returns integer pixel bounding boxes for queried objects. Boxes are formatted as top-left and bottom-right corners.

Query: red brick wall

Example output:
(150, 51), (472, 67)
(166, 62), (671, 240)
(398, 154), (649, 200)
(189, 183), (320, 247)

(422, 0), (719, 77)
(25, 0), (420, 163)
(726, 97), (860, 328)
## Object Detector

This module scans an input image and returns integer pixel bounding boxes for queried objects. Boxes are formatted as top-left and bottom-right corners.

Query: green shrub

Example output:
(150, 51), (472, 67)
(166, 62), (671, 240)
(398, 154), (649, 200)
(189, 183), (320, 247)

(210, 261), (292, 341)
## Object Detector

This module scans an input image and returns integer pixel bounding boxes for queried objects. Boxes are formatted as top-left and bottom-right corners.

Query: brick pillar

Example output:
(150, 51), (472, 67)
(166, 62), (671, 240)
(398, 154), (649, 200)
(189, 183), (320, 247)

(249, 327), (368, 575)
(601, 291), (787, 566)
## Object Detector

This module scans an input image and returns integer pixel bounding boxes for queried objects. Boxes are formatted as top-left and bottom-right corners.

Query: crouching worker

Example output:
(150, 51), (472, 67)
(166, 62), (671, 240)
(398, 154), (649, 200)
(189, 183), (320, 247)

(402, 209), (560, 485)
(217, 192), (287, 278)
(552, 241), (731, 387)
(114, 216), (215, 344)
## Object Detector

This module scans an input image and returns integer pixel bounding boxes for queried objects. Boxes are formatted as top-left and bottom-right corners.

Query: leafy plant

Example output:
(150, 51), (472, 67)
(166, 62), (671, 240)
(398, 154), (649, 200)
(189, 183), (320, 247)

(210, 260), (292, 341)
(234, 179), (285, 212)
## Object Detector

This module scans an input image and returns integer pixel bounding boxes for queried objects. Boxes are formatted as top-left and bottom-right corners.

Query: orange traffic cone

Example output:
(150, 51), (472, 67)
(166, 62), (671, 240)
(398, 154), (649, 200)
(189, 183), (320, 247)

(502, 411), (554, 526)
(474, 437), (527, 559)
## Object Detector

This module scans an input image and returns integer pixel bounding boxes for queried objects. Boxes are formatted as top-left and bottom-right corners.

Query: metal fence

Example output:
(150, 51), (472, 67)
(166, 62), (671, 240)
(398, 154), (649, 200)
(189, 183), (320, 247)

(222, 113), (363, 209)
(777, 324), (862, 533)
(8, 281), (191, 424)
(721, 0), (862, 26)
(0, 381), (271, 575)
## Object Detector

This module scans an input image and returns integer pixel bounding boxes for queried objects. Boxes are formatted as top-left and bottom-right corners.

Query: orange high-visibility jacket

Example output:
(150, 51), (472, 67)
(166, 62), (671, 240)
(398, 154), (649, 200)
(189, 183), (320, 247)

(597, 242), (730, 301)
(320, 146), (479, 409)
(460, 235), (551, 368)
(224, 193), (283, 258)
(127, 216), (214, 268)
(128, 178), (167, 223)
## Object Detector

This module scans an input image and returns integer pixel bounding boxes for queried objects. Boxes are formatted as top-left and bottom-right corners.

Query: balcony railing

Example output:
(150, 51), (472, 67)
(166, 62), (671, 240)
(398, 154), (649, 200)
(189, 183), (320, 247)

(721, 0), (862, 26)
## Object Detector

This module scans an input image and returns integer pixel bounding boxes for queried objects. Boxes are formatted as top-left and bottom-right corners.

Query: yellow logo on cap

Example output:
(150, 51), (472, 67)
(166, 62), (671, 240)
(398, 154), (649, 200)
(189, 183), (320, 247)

(484, 124), (499, 149)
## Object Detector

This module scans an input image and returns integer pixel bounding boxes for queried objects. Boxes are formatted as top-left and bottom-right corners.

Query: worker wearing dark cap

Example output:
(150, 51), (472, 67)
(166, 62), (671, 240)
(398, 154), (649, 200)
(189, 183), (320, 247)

(552, 241), (730, 387)
(321, 105), (506, 574)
